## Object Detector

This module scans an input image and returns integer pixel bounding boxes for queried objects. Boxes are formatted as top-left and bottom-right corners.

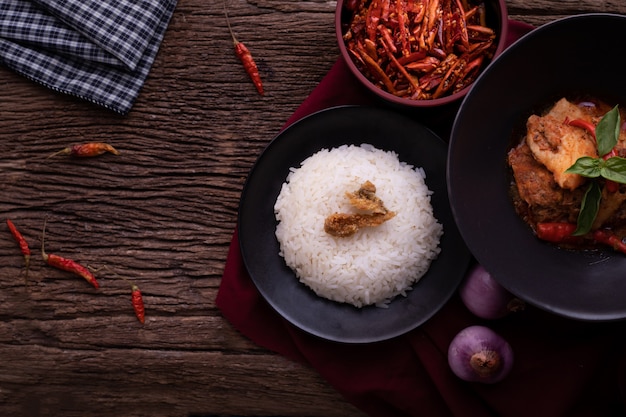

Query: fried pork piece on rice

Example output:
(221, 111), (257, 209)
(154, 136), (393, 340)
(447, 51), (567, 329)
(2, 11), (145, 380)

(325, 181), (396, 237)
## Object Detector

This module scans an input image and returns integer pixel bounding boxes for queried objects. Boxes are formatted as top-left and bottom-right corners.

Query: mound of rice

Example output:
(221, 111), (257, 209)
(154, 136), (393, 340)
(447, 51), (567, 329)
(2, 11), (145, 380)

(274, 144), (443, 308)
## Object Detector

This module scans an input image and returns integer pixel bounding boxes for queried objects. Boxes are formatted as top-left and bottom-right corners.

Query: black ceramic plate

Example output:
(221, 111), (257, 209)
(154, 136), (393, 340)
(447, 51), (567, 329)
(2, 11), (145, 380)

(238, 106), (470, 343)
(448, 14), (626, 321)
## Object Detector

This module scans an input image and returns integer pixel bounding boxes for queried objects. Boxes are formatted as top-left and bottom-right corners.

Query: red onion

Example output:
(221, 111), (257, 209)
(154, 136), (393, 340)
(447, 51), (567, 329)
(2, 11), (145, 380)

(577, 101), (596, 109)
(459, 264), (524, 319)
(448, 325), (514, 383)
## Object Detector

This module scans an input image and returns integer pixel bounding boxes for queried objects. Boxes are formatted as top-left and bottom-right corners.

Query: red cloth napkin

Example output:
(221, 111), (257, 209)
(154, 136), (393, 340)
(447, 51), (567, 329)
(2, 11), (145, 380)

(216, 21), (626, 417)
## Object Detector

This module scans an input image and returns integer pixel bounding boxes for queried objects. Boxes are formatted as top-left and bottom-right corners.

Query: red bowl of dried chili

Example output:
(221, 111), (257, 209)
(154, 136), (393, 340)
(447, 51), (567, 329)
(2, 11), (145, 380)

(336, 0), (509, 108)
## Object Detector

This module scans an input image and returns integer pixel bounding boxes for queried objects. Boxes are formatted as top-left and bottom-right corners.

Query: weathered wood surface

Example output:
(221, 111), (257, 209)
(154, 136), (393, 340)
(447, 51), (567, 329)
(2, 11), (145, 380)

(1, 1), (625, 416)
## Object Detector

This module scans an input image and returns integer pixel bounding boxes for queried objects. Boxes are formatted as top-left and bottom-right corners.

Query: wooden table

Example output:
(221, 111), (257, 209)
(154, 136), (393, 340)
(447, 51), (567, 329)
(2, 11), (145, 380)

(0, 1), (623, 416)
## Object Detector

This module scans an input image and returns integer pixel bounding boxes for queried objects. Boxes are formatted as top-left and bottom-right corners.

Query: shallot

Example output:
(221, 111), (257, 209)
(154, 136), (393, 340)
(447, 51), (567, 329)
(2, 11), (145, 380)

(578, 101), (597, 109)
(459, 264), (524, 319)
(448, 325), (514, 384)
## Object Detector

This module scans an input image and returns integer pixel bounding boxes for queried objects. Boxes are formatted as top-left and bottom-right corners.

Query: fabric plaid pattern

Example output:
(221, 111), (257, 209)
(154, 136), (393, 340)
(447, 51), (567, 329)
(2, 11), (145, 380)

(0, 0), (177, 114)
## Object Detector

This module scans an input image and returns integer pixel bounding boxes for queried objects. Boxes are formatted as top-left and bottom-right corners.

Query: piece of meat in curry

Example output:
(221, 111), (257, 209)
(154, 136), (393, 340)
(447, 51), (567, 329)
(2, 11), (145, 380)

(508, 98), (626, 241)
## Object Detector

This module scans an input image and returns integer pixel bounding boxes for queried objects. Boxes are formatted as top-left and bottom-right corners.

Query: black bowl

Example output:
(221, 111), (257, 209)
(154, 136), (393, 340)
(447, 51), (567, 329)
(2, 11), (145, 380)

(448, 13), (626, 321)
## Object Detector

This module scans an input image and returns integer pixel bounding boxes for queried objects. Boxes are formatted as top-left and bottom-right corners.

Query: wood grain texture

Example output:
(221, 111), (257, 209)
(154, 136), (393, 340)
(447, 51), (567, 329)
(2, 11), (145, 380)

(1, 1), (625, 416)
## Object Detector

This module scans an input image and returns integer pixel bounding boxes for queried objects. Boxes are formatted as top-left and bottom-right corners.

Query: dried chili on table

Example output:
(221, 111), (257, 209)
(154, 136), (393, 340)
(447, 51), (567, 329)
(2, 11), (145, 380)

(6, 219), (31, 278)
(97, 266), (146, 324)
(130, 284), (145, 324)
(48, 142), (120, 158)
(41, 220), (99, 289)
(224, 3), (264, 95)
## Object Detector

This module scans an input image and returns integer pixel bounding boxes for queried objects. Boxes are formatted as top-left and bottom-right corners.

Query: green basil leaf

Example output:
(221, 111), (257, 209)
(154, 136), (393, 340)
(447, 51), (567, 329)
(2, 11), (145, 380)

(565, 156), (603, 178)
(596, 105), (621, 157)
(600, 156), (626, 184)
(573, 181), (602, 236)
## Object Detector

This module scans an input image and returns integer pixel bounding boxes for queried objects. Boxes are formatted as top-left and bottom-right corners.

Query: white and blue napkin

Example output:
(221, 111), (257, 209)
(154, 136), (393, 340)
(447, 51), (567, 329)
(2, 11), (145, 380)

(0, 0), (177, 114)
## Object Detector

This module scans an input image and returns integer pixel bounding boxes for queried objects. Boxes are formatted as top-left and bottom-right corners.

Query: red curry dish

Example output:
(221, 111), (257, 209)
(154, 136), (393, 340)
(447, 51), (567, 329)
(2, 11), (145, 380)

(508, 98), (626, 252)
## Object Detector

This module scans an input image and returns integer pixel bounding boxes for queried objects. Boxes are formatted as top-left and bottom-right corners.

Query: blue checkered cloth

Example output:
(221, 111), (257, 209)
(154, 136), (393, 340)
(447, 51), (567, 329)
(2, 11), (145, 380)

(0, 0), (177, 114)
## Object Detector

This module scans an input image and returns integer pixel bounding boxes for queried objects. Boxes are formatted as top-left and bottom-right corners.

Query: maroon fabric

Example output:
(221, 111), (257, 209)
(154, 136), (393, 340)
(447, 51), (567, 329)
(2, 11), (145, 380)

(216, 21), (626, 417)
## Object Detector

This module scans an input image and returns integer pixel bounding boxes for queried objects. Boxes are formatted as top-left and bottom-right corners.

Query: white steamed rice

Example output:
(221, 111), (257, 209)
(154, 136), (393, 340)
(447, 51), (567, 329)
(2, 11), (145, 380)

(274, 144), (443, 308)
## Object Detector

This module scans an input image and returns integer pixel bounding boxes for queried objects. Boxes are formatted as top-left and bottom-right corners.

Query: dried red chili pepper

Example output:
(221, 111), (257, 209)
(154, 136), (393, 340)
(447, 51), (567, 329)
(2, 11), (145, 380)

(566, 118), (596, 139)
(593, 229), (626, 254)
(6, 219), (31, 278)
(88, 265), (146, 324)
(536, 222), (582, 244)
(130, 284), (145, 324)
(224, 3), (264, 95)
(41, 220), (99, 289)
(114, 273), (146, 324)
(48, 142), (120, 158)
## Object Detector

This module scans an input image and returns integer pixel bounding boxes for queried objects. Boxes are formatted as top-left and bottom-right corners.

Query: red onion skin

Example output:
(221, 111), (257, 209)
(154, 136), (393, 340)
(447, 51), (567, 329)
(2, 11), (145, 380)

(448, 325), (514, 384)
(459, 264), (524, 319)
(578, 101), (596, 109)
